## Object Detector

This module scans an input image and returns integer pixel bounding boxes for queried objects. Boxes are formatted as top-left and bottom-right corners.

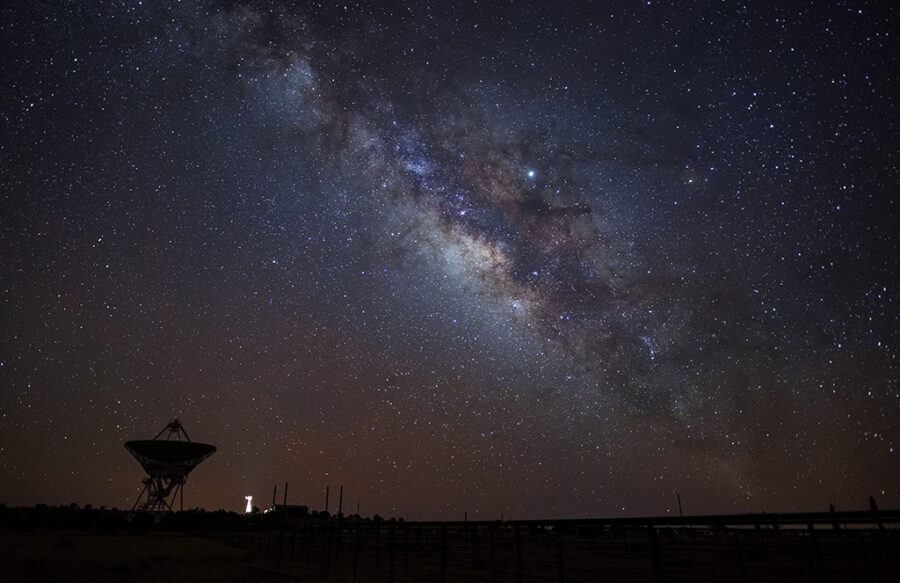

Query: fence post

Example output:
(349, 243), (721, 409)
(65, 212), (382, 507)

(442, 524), (448, 583)
(353, 523), (360, 580)
(390, 523), (396, 583)
(336, 518), (342, 562)
(516, 526), (524, 583)
(648, 525), (664, 583)
(858, 533), (872, 581)
(326, 522), (333, 572)
(375, 524), (381, 568)
(290, 525), (296, 562)
(405, 524), (410, 573)
(733, 530), (748, 583)
(557, 530), (565, 583)
(807, 523), (826, 583)
(490, 526), (497, 583)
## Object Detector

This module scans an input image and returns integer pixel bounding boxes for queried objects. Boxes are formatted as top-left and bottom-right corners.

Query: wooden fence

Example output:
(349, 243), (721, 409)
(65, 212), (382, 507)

(210, 510), (900, 582)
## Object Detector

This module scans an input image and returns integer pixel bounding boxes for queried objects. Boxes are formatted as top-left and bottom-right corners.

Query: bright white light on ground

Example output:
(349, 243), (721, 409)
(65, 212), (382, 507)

(245, 495), (253, 513)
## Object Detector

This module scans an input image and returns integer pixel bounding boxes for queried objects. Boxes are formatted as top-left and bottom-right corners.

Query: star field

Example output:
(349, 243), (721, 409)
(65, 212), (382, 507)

(1, 1), (897, 519)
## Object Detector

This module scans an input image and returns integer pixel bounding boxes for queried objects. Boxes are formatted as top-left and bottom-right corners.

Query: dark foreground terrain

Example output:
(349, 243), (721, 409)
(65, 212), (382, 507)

(2, 506), (898, 582)
(1, 532), (276, 582)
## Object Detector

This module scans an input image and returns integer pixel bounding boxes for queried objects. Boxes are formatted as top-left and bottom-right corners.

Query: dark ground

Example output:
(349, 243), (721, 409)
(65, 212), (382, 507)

(2, 506), (898, 582)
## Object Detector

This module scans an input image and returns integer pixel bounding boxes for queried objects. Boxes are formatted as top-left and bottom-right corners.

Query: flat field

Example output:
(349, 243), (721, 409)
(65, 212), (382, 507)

(0, 531), (338, 582)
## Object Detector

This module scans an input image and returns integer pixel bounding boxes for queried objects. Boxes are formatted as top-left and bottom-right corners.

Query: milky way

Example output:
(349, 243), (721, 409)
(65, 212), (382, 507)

(1, 1), (897, 519)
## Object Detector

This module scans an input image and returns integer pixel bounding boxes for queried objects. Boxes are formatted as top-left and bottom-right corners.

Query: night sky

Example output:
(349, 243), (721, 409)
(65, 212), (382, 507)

(1, 1), (897, 520)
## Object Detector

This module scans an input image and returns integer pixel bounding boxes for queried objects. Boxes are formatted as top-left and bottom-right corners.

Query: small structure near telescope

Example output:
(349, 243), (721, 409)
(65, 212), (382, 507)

(125, 419), (216, 512)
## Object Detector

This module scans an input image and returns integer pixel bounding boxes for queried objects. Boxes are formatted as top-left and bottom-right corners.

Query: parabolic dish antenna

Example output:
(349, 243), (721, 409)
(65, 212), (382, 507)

(125, 419), (216, 512)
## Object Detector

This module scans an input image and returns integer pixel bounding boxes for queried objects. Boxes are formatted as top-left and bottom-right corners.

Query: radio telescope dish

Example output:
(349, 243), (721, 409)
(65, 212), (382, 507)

(125, 419), (216, 512)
